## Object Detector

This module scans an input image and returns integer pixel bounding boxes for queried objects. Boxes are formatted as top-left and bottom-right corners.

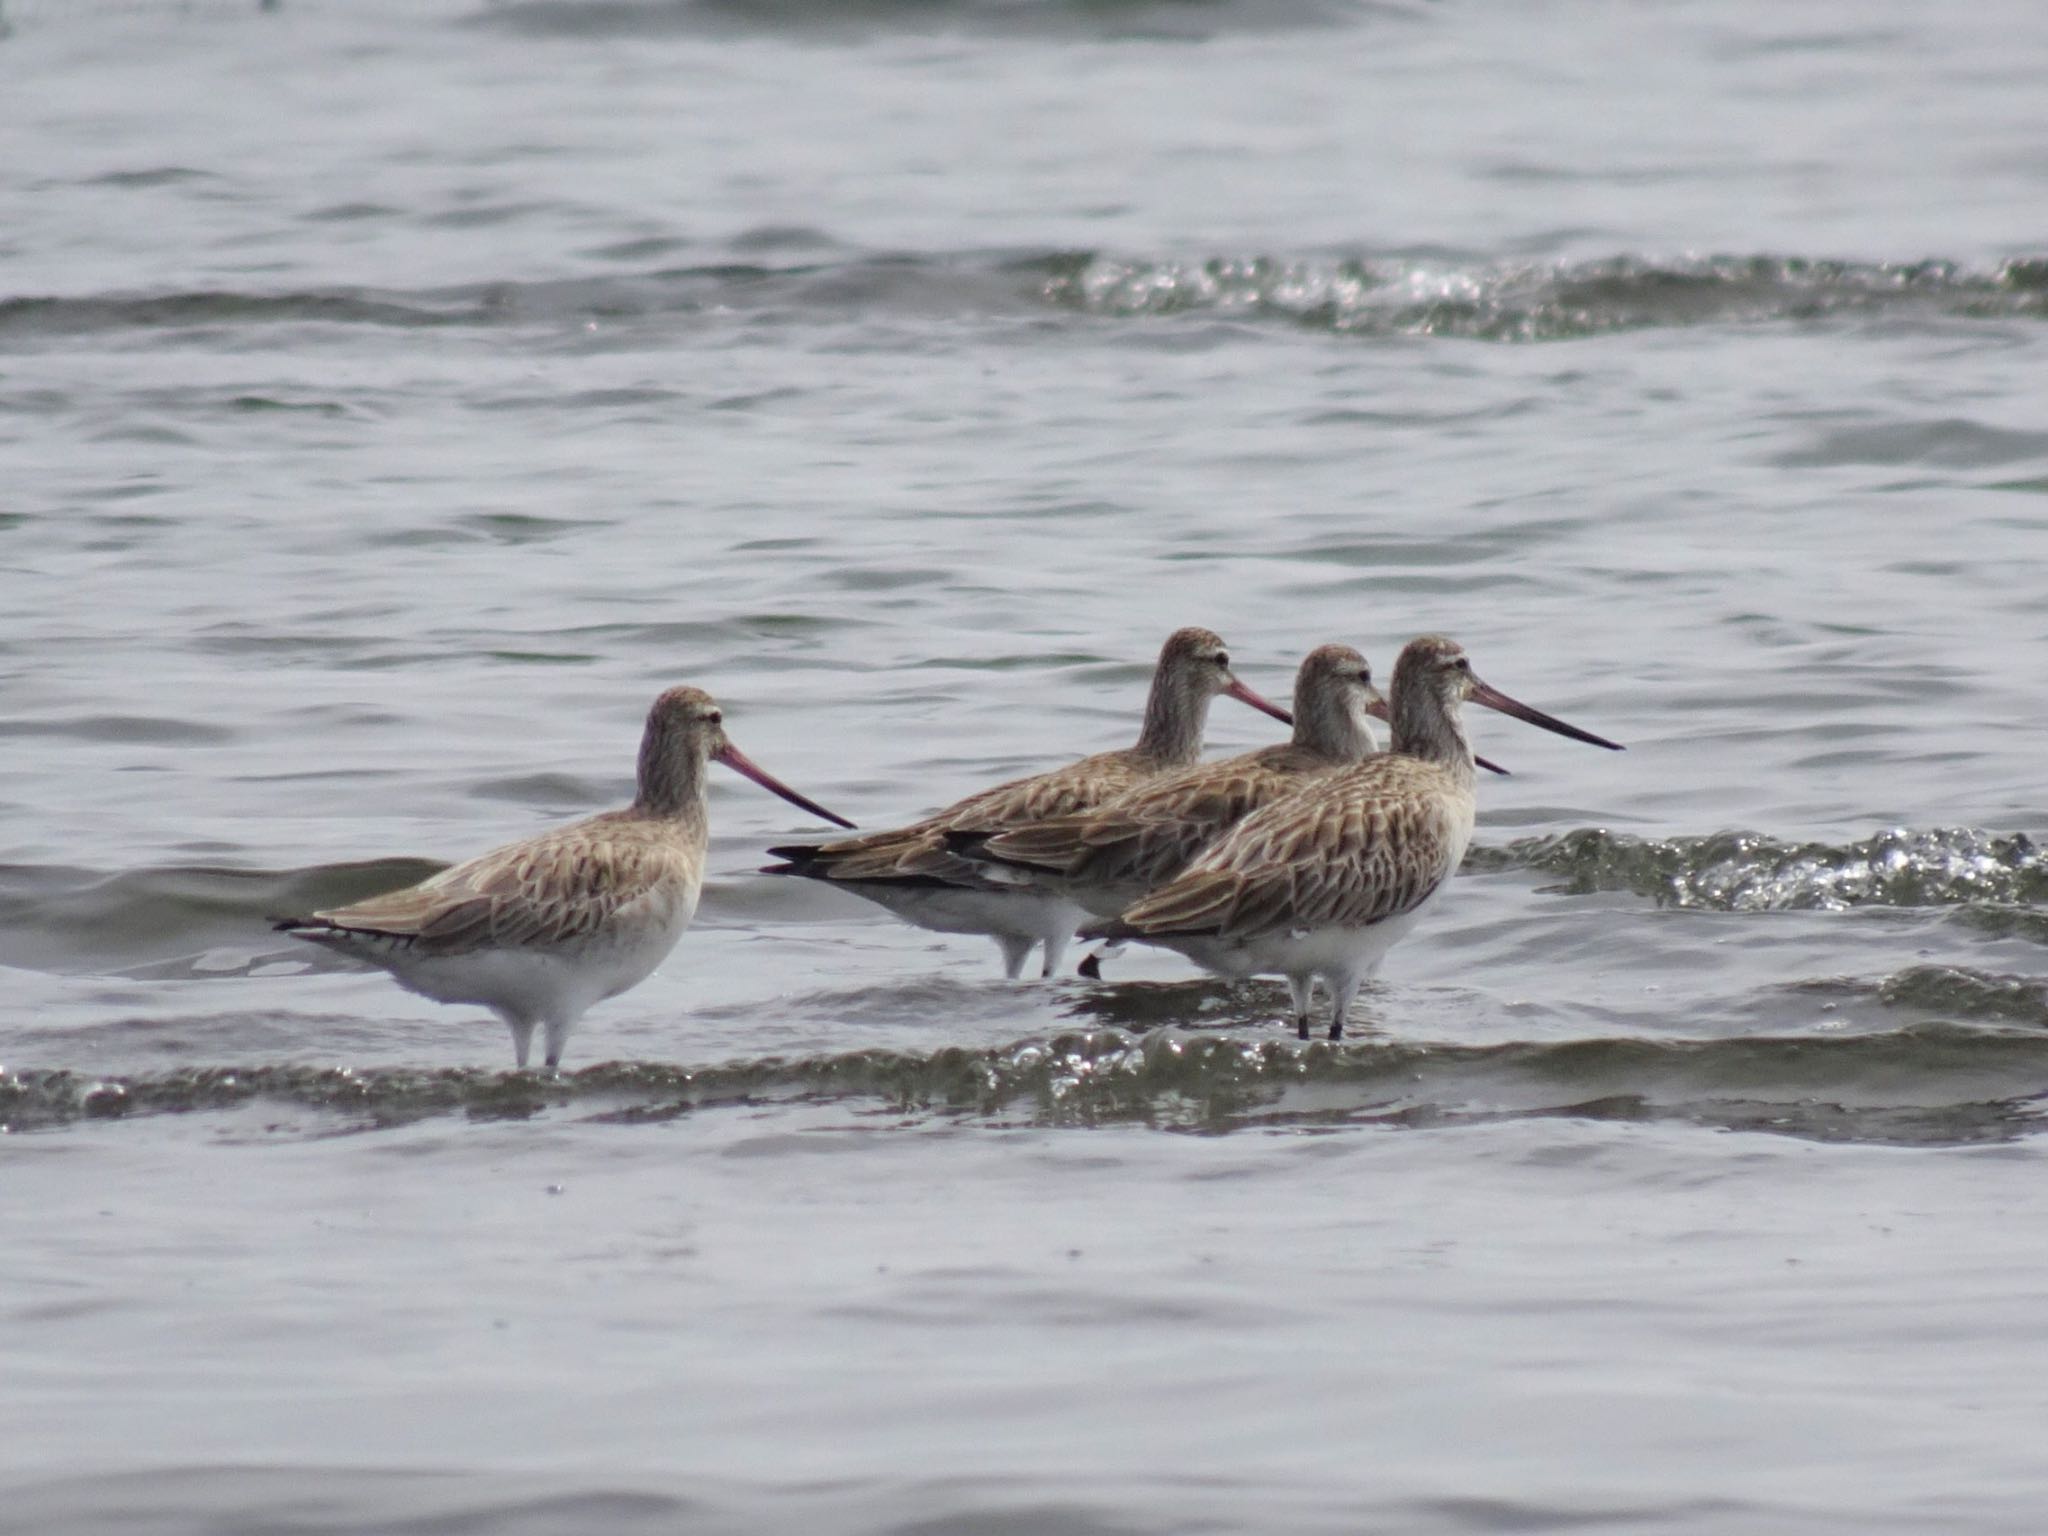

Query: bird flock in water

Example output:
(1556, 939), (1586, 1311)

(277, 630), (1623, 1068)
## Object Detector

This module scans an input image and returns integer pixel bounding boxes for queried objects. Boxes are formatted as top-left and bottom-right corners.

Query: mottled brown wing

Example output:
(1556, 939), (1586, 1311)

(985, 746), (1320, 889)
(974, 813), (1099, 872)
(1117, 767), (1462, 940)
(801, 829), (1004, 887)
(789, 749), (1147, 883)
(774, 826), (947, 882)
(314, 825), (680, 957)
(937, 749), (1147, 834)
(1073, 753), (1331, 891)
(1024, 783), (1255, 889)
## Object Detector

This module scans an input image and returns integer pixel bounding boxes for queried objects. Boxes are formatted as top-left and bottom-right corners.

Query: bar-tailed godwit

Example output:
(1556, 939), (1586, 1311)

(1081, 635), (1621, 1040)
(963, 643), (1385, 924)
(762, 627), (1292, 978)
(275, 686), (853, 1069)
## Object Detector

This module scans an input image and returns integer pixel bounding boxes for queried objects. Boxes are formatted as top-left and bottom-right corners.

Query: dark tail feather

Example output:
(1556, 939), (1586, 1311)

(763, 842), (838, 876)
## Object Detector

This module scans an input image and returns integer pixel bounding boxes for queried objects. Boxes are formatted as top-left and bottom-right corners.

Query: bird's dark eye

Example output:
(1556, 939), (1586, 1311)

(707, 710), (723, 724)
(1453, 657), (1470, 671)
(1358, 669), (1372, 684)
(1215, 652), (1230, 668)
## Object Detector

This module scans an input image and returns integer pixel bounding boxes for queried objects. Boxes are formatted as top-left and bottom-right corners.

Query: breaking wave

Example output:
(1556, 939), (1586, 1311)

(1041, 251), (2048, 340)
(3, 250), (2042, 346)
(1470, 826), (2048, 912)
(7, 1018), (2047, 1146)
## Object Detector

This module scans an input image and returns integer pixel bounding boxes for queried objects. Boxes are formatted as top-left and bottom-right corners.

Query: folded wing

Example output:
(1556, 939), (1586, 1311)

(1113, 766), (1462, 941)
(290, 824), (682, 957)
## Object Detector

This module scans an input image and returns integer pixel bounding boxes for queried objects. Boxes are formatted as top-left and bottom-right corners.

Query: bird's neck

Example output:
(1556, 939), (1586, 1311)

(1297, 701), (1376, 762)
(1134, 683), (1208, 764)
(633, 739), (709, 819)
(1392, 694), (1476, 784)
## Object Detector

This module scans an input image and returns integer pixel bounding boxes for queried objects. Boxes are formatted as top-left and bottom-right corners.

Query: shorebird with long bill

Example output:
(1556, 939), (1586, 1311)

(959, 642), (1509, 977)
(275, 686), (853, 1069)
(762, 627), (1292, 978)
(1081, 636), (1622, 1040)
(961, 642), (1385, 923)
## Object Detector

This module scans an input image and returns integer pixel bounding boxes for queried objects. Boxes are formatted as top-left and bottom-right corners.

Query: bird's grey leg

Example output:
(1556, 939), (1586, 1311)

(542, 1017), (574, 1071)
(506, 1016), (537, 1069)
(1327, 974), (1361, 1042)
(996, 934), (1033, 979)
(1286, 974), (1315, 1041)
(1039, 927), (1071, 980)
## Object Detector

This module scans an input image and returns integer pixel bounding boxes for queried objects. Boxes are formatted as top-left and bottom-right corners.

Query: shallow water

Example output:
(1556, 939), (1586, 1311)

(3, 1), (2047, 1531)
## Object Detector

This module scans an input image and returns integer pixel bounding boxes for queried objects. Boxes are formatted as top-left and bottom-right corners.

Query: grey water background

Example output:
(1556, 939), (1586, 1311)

(4, 0), (2048, 1530)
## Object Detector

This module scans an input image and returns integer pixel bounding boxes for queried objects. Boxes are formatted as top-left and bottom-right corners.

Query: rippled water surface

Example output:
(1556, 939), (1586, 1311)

(4, 2), (2047, 1531)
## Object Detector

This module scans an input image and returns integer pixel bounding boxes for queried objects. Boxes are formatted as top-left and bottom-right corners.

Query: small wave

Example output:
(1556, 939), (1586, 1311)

(1040, 251), (2048, 340)
(0, 0), (277, 27)
(1870, 965), (2048, 1025)
(0, 254), (1036, 343)
(6, 1025), (2046, 1145)
(1787, 964), (2048, 1030)
(1470, 826), (2048, 911)
(3, 826), (2035, 977)
(469, 0), (1371, 41)
(0, 289), (464, 338)
(0, 859), (446, 976)
(6, 250), (2043, 346)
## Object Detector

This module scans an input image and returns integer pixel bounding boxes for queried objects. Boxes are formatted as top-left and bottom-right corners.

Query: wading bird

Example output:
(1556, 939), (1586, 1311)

(762, 627), (1291, 978)
(1082, 636), (1621, 1040)
(276, 686), (852, 1069)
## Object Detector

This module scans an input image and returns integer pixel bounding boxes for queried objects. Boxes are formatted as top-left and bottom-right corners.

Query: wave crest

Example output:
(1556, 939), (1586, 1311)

(7, 1020), (2047, 1146)
(5, 250), (2043, 346)
(1041, 252), (2048, 340)
(1471, 826), (2047, 910)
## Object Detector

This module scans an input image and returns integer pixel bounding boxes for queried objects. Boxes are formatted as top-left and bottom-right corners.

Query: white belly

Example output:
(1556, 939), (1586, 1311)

(1148, 879), (1452, 987)
(839, 881), (1086, 945)
(381, 887), (697, 1025)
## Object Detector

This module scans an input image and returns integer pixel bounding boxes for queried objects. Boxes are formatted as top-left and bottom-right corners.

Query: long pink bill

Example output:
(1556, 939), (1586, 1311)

(1223, 675), (1294, 726)
(1469, 680), (1625, 752)
(1367, 694), (1510, 774)
(717, 743), (858, 829)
